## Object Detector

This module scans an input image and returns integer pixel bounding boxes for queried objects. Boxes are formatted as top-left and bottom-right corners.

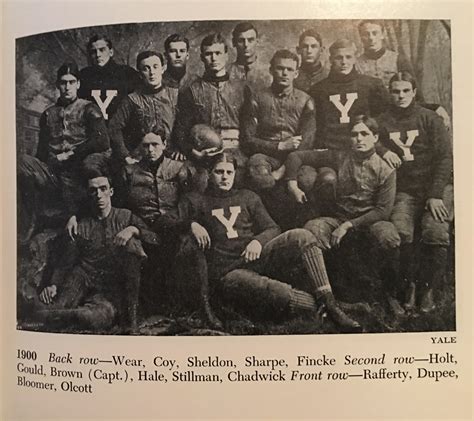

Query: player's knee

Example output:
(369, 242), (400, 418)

(283, 228), (316, 249)
(317, 167), (337, 187)
(247, 154), (275, 190)
(369, 221), (401, 250)
(303, 220), (331, 249)
(421, 222), (450, 246)
(78, 301), (116, 331)
(296, 165), (317, 192)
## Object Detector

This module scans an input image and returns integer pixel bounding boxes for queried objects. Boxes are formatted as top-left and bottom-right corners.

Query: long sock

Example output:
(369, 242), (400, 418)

(380, 247), (401, 297)
(289, 289), (316, 312)
(420, 244), (447, 290)
(301, 243), (332, 297)
(400, 243), (415, 283)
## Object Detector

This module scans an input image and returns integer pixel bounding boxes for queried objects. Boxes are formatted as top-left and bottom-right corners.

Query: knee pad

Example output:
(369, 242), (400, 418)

(317, 167), (337, 186)
(369, 222), (401, 250)
(421, 222), (450, 246)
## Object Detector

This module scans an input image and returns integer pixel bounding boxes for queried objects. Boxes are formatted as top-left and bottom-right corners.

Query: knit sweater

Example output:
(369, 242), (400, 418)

(376, 103), (452, 199)
(179, 188), (281, 260)
(309, 69), (390, 150)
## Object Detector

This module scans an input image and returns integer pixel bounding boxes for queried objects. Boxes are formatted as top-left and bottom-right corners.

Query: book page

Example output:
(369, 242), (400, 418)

(1, 0), (472, 419)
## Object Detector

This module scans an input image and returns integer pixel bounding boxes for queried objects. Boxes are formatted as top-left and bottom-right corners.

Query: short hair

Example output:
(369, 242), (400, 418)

(389, 71), (418, 91)
(84, 170), (113, 188)
(164, 33), (190, 52)
(329, 39), (357, 56)
(298, 29), (323, 47)
(232, 22), (258, 43)
(358, 20), (386, 33)
(200, 33), (228, 53)
(136, 51), (165, 69)
(270, 49), (299, 68)
(350, 115), (379, 135)
(87, 34), (113, 51)
(56, 62), (80, 82)
(208, 151), (237, 172)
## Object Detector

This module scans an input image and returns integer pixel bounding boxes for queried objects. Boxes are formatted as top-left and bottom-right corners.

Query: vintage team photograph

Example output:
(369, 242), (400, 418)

(16, 18), (455, 336)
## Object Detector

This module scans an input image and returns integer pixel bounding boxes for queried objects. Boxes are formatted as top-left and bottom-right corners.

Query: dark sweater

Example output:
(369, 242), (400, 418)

(309, 69), (390, 150)
(376, 103), (452, 199)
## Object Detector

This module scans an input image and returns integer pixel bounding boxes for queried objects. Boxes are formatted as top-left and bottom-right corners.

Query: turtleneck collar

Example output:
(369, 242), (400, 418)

(271, 83), (293, 98)
(141, 84), (164, 95)
(206, 185), (236, 198)
(57, 96), (78, 107)
(328, 67), (358, 83)
(202, 71), (229, 83)
(391, 101), (417, 119)
(236, 56), (257, 67)
(364, 47), (386, 61)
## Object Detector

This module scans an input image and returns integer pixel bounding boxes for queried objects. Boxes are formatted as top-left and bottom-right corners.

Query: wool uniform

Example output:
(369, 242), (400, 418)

(109, 86), (176, 163)
(228, 59), (272, 88)
(178, 185), (361, 330)
(376, 102), (453, 306)
(78, 59), (142, 121)
(294, 62), (329, 93)
(310, 70), (391, 150)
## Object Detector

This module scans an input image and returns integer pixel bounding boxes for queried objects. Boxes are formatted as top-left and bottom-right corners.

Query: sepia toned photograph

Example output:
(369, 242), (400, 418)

(16, 18), (455, 336)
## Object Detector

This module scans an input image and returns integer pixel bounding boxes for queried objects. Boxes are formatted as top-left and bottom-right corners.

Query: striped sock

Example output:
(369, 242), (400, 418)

(301, 243), (332, 298)
(289, 289), (316, 312)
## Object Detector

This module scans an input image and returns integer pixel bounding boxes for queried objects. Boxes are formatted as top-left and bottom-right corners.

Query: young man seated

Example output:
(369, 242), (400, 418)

(285, 115), (404, 315)
(34, 174), (146, 333)
(177, 152), (362, 332)
(377, 72), (453, 313)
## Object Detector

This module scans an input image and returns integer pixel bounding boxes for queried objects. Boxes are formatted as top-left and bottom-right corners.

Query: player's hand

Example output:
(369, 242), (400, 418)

(278, 136), (301, 151)
(383, 151), (402, 169)
(331, 222), (352, 248)
(39, 285), (57, 305)
(242, 239), (262, 262)
(114, 226), (139, 246)
(57, 151), (73, 162)
(435, 106), (451, 132)
(66, 215), (78, 241)
(288, 181), (308, 204)
(125, 156), (139, 165)
(426, 198), (449, 222)
(170, 151), (187, 161)
(191, 222), (211, 250)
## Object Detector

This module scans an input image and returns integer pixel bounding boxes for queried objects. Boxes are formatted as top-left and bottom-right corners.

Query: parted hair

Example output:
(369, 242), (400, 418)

(350, 115), (379, 135)
(136, 51), (165, 69)
(232, 22), (258, 43)
(164, 33), (190, 52)
(358, 20), (386, 33)
(208, 151), (237, 172)
(56, 62), (80, 82)
(389, 71), (418, 90)
(200, 33), (228, 53)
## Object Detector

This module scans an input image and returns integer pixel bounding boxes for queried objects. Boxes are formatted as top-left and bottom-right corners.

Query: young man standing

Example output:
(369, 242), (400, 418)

(242, 49), (316, 191)
(295, 29), (329, 93)
(78, 35), (142, 121)
(35, 174), (146, 332)
(18, 62), (110, 227)
(377, 72), (453, 312)
(109, 51), (175, 166)
(228, 22), (272, 87)
(172, 33), (247, 175)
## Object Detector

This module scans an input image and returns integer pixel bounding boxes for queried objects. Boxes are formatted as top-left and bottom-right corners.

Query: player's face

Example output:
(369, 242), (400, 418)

(359, 23), (385, 53)
(166, 41), (189, 68)
(330, 47), (356, 75)
(89, 40), (113, 67)
(142, 136), (165, 162)
(390, 80), (417, 108)
(138, 55), (164, 89)
(201, 43), (228, 75)
(57, 74), (80, 102)
(210, 161), (236, 191)
(298, 36), (322, 65)
(271, 58), (298, 88)
(234, 29), (258, 61)
(350, 122), (378, 152)
(88, 177), (113, 211)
